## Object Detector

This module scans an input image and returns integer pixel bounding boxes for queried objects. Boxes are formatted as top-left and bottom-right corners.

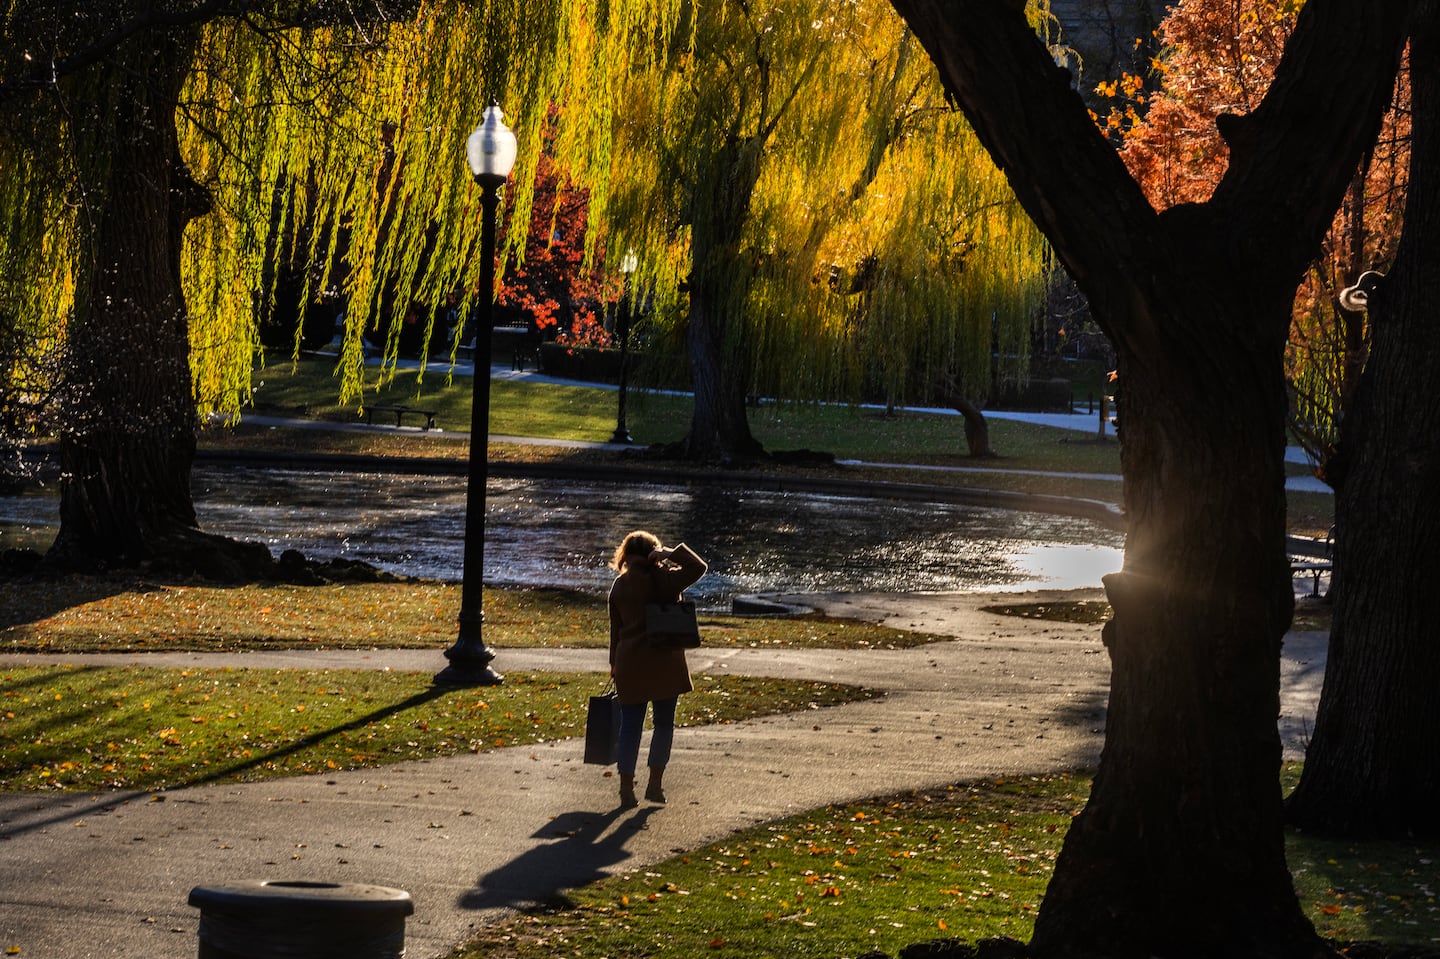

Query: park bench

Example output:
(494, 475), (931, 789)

(364, 405), (438, 430)
(491, 324), (541, 371)
(455, 325), (542, 370)
(511, 333), (542, 371)
(1289, 528), (1334, 597)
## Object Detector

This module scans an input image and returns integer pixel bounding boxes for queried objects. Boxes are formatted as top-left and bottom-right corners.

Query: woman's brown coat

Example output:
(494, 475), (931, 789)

(608, 543), (708, 705)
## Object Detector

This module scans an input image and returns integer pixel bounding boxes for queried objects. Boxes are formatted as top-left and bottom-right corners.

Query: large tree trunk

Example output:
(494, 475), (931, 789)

(685, 281), (764, 463)
(681, 138), (765, 463)
(1035, 267), (1309, 953)
(887, 1), (1411, 954)
(47, 31), (268, 577)
(1286, 6), (1440, 840)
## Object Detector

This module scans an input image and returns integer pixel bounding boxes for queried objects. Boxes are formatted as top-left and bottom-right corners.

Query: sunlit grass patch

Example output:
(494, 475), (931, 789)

(699, 613), (938, 651)
(0, 580), (458, 651)
(982, 598), (1333, 634)
(0, 580), (948, 653)
(0, 666), (874, 792)
(978, 600), (1112, 625)
(464, 774), (1088, 958)
(462, 771), (1440, 958)
(237, 358), (1127, 476)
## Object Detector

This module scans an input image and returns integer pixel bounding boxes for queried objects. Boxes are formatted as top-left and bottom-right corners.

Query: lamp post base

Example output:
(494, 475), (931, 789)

(434, 658), (504, 687)
(435, 623), (504, 687)
(610, 426), (632, 444)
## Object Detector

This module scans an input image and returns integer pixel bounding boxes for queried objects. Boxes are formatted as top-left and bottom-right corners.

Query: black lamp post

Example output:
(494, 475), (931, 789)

(610, 249), (638, 445)
(436, 101), (517, 687)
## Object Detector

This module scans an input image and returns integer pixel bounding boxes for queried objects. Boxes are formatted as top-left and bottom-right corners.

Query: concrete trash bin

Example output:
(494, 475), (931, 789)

(188, 880), (414, 959)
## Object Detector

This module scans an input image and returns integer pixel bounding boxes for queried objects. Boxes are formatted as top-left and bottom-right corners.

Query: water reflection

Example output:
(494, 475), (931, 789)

(4, 466), (1125, 607)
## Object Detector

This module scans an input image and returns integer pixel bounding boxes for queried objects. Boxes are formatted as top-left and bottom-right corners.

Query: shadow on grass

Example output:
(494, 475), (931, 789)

(183, 685), (454, 789)
(0, 684), (452, 840)
(0, 574), (136, 632)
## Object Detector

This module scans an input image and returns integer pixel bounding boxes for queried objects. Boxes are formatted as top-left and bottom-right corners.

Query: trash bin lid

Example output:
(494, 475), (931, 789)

(188, 880), (414, 918)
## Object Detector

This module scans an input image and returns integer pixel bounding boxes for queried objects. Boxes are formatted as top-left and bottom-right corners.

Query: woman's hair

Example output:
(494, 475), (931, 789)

(611, 530), (662, 571)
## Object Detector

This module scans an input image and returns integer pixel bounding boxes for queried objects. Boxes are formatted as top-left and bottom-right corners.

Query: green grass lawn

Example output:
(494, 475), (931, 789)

(3, 622), (1428, 952)
(1, 525), (1410, 956)
(459, 771), (1439, 957)
(249, 355), (686, 443)
(6, 627), (1424, 954)
(243, 357), (1124, 472)
(0, 580), (947, 654)
(0, 664), (871, 792)
(466, 775), (1083, 959)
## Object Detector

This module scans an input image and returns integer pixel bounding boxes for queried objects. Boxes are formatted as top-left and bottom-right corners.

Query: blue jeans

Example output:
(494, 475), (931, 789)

(616, 698), (677, 776)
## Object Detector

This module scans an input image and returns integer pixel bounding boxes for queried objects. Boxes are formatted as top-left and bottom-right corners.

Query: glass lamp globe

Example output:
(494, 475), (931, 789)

(466, 102), (517, 181)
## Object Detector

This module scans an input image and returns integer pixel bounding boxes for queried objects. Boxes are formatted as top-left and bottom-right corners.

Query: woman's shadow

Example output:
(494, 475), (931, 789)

(458, 805), (659, 912)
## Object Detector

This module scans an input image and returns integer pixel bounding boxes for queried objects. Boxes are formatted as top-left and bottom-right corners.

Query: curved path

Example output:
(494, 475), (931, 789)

(0, 589), (1328, 959)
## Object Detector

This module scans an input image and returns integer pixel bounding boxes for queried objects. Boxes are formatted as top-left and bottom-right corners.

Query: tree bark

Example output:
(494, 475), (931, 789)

(943, 390), (996, 458)
(46, 29), (265, 576)
(1286, 2), (1440, 840)
(1032, 225), (1315, 959)
(682, 137), (765, 463)
(887, 0), (1411, 954)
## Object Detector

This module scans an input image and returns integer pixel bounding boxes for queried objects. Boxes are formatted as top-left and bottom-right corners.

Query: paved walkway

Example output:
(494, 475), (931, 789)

(0, 589), (1329, 959)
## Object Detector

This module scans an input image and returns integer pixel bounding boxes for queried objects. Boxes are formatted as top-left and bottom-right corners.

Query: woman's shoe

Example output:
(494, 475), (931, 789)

(644, 767), (667, 804)
(619, 774), (639, 808)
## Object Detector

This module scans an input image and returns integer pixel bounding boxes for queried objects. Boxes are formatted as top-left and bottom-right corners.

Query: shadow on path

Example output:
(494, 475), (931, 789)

(459, 805), (659, 912)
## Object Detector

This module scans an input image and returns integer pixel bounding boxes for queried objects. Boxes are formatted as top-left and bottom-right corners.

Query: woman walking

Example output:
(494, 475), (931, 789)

(608, 530), (708, 808)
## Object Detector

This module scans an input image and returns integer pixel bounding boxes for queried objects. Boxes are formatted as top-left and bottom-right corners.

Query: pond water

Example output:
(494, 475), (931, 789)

(1, 466), (1125, 607)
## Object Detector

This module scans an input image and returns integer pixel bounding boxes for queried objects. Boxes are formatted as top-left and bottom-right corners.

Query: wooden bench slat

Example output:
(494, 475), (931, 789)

(365, 405), (438, 430)
(1289, 559), (1332, 597)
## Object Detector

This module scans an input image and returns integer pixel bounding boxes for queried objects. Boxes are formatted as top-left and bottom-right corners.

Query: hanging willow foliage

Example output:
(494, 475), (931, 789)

(4, 0), (1048, 446)
(1, 1), (679, 429)
(173, 0), (680, 415)
(594, 0), (1052, 415)
(0, 22), (75, 438)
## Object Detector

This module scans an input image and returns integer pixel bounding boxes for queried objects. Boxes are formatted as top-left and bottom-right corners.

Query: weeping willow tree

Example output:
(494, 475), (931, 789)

(0, 13), (221, 570)
(183, 1), (691, 408)
(809, 98), (1051, 453)
(596, 0), (1051, 463)
(0, 135), (68, 492)
(0, 1), (675, 572)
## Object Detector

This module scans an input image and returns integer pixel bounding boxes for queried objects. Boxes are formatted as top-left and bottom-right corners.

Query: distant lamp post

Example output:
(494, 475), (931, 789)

(610, 249), (639, 444)
(436, 101), (517, 687)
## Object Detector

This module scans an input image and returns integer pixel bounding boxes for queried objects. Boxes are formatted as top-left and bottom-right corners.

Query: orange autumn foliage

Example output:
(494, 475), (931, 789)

(1096, 0), (1410, 476)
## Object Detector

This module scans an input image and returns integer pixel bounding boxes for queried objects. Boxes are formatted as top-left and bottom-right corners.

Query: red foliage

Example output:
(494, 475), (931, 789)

(1096, 0), (1411, 472)
(497, 147), (611, 337)
(1096, 0), (1297, 208)
(553, 309), (611, 349)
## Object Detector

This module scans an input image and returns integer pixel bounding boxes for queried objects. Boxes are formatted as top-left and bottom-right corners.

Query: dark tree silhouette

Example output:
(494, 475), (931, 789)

(888, 0), (1411, 954)
(1286, 2), (1440, 840)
